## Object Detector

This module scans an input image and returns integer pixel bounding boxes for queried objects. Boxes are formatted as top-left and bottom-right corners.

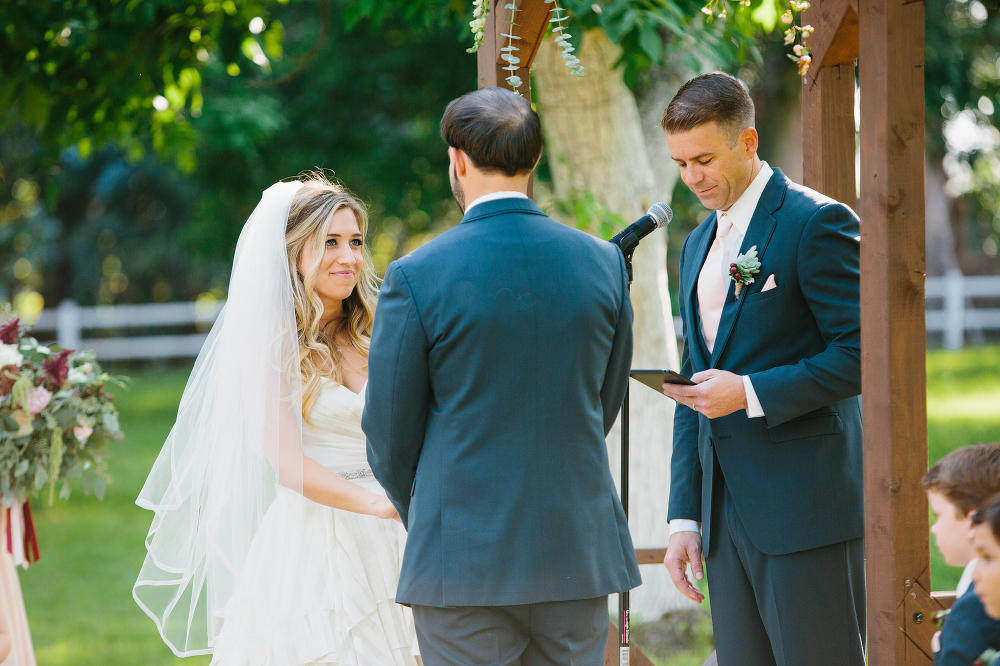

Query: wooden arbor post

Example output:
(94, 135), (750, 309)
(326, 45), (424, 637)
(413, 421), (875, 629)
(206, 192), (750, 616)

(803, 0), (936, 662)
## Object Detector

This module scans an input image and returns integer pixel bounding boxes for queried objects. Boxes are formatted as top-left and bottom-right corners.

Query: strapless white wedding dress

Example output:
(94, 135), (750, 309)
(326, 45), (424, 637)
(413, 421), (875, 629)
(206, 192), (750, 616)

(210, 380), (419, 666)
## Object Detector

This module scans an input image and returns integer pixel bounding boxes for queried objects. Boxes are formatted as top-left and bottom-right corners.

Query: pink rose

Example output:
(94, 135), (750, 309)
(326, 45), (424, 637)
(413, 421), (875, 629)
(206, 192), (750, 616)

(73, 414), (93, 443)
(26, 386), (52, 415)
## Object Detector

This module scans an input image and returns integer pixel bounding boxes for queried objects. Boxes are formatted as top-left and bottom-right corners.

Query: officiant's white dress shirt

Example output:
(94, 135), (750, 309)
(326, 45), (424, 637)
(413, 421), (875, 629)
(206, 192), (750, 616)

(670, 162), (773, 538)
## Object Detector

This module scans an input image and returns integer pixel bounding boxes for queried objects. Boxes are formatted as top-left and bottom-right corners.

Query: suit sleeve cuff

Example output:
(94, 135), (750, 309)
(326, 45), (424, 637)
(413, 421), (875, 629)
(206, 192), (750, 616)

(743, 375), (765, 418)
(669, 519), (701, 536)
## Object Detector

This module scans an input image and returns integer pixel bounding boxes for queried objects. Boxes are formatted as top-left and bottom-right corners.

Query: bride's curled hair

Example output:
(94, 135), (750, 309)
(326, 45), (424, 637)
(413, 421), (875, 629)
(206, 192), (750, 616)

(285, 173), (378, 421)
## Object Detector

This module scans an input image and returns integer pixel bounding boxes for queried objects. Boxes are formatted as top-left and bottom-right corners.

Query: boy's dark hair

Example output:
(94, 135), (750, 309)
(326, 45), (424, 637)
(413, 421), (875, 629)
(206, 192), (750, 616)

(440, 87), (541, 177)
(660, 72), (755, 144)
(922, 443), (1000, 516)
(972, 494), (1000, 543)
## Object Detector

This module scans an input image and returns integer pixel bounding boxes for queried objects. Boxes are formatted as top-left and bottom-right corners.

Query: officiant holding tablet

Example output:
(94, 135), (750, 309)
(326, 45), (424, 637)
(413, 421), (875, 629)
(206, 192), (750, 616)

(659, 73), (865, 666)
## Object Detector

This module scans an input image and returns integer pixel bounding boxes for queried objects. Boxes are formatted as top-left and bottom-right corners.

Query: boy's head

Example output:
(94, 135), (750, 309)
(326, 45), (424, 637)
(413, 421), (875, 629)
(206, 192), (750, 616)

(922, 443), (1000, 567)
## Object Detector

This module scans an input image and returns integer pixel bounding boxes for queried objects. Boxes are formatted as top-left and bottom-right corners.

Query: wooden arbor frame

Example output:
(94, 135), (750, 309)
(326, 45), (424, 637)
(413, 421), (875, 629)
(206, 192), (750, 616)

(478, 0), (935, 662)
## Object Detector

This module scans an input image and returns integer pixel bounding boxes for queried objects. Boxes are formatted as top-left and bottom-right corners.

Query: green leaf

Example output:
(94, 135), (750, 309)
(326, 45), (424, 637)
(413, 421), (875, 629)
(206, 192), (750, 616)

(751, 0), (781, 31)
(638, 24), (662, 63)
(14, 460), (29, 478)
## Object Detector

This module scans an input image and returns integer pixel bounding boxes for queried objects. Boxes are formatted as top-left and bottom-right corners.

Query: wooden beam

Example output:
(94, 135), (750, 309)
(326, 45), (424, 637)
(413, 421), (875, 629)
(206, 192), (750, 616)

(858, 0), (928, 660)
(802, 62), (856, 209)
(604, 622), (656, 666)
(803, 0), (859, 70)
(477, 0), (500, 88)
(634, 548), (666, 565)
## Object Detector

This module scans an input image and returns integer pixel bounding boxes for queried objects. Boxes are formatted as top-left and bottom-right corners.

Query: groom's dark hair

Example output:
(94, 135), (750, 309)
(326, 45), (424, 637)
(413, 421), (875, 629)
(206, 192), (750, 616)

(440, 87), (541, 177)
(661, 72), (755, 144)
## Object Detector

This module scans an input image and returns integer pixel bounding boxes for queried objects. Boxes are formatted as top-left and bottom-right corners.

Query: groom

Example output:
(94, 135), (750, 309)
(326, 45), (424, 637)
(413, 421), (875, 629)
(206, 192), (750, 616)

(660, 73), (864, 665)
(364, 86), (641, 666)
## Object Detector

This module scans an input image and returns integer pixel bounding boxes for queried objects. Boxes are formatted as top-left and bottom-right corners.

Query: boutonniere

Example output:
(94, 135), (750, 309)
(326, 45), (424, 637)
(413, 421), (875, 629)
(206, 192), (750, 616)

(975, 648), (1000, 666)
(729, 246), (761, 297)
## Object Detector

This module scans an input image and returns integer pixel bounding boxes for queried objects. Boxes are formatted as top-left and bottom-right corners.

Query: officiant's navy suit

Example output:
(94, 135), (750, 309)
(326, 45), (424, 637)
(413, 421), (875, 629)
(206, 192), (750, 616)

(668, 168), (865, 665)
(365, 197), (641, 616)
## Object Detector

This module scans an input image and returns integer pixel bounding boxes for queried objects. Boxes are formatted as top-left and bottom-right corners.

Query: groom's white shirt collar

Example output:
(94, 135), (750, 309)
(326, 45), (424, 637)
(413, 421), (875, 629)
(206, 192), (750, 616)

(463, 191), (529, 216)
(718, 161), (773, 237)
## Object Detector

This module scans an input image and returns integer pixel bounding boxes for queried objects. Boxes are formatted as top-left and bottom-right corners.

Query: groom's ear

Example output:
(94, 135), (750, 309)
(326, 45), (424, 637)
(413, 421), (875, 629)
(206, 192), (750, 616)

(448, 146), (469, 178)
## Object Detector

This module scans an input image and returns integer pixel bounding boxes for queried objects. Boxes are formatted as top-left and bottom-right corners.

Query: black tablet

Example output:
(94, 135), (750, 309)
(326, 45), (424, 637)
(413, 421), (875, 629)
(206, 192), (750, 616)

(629, 369), (697, 393)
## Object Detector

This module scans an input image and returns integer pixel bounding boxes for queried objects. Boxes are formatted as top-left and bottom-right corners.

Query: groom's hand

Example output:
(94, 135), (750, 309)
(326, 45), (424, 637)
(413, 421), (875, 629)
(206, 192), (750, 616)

(664, 531), (705, 604)
(662, 369), (747, 419)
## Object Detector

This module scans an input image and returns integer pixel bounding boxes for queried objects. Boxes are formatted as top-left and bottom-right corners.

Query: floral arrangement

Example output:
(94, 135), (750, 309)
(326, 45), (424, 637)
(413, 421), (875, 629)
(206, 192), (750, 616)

(0, 316), (124, 507)
(701, 0), (816, 76)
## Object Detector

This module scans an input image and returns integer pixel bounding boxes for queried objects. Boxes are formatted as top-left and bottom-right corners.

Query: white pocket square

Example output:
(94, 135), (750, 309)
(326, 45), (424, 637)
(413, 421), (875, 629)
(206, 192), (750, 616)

(761, 274), (777, 292)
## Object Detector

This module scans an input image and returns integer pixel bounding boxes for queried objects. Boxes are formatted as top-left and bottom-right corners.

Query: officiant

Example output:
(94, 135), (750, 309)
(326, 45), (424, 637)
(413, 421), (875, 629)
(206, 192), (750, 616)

(659, 73), (865, 666)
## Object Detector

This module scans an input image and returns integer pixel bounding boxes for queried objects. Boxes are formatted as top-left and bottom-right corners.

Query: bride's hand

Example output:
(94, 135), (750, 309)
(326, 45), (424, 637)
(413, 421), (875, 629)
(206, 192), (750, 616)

(372, 496), (402, 523)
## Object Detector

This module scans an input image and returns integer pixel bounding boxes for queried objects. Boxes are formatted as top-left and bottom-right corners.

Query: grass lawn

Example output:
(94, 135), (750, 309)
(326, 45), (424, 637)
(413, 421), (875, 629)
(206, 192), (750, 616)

(18, 363), (209, 666)
(13, 346), (1000, 665)
(927, 345), (1000, 592)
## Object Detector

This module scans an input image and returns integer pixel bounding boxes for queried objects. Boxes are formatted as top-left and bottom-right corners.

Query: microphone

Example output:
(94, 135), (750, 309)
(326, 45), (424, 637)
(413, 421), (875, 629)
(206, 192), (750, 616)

(610, 203), (672, 257)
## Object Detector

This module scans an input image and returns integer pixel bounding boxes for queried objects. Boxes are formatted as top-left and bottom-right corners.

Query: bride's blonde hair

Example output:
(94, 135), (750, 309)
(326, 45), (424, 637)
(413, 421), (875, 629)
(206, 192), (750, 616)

(285, 173), (378, 421)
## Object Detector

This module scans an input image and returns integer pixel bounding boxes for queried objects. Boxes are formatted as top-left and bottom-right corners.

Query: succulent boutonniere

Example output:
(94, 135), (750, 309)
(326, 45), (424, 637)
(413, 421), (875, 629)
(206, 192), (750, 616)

(974, 648), (1000, 666)
(729, 246), (761, 297)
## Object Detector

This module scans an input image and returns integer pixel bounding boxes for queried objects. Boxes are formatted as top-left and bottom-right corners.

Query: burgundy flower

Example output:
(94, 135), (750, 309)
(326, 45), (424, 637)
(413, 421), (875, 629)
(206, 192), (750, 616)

(0, 319), (19, 345)
(43, 350), (72, 389)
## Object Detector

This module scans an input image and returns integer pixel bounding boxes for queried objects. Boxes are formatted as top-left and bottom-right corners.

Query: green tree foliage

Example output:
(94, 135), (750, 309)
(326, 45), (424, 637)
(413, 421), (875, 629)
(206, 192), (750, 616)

(925, 0), (1000, 256)
(0, 0), (283, 168)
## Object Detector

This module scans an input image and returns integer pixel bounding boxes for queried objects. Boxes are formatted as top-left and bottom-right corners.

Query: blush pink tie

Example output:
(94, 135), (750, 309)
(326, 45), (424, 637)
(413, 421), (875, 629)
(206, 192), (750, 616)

(697, 212), (733, 353)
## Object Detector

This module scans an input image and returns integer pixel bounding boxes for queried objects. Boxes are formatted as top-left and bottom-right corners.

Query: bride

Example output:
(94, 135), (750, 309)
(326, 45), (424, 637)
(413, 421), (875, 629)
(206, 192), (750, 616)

(133, 175), (419, 665)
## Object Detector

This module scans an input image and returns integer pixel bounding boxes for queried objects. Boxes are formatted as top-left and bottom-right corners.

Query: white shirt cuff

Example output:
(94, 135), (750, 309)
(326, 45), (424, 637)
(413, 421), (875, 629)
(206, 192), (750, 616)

(669, 519), (701, 536)
(743, 375), (765, 418)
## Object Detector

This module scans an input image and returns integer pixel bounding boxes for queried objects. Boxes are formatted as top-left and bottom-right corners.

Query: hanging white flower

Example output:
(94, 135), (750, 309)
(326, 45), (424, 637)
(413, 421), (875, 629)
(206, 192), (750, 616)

(467, 0), (490, 54)
(0, 343), (23, 369)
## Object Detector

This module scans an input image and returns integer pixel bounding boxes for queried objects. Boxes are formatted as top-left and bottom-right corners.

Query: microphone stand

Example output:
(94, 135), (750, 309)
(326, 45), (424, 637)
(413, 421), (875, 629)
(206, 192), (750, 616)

(618, 249), (635, 666)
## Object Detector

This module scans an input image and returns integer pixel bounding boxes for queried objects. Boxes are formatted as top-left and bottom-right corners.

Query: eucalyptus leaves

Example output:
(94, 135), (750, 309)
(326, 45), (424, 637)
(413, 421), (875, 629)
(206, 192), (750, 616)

(546, 0), (583, 78)
(501, 2), (524, 92)
(467, 0), (584, 96)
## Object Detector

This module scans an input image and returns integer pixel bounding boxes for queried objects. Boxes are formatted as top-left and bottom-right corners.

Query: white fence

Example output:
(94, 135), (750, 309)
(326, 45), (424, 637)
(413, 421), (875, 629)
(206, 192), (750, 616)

(30, 299), (224, 360)
(20, 270), (1000, 360)
(926, 269), (1000, 350)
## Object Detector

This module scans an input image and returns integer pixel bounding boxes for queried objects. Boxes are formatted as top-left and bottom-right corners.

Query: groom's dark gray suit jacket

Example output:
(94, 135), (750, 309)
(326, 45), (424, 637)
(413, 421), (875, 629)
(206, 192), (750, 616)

(667, 168), (863, 557)
(364, 197), (642, 608)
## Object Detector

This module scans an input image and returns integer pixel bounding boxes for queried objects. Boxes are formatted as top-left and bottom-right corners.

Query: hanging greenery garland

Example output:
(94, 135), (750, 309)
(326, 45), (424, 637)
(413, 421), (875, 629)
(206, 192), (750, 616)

(466, 0), (584, 94)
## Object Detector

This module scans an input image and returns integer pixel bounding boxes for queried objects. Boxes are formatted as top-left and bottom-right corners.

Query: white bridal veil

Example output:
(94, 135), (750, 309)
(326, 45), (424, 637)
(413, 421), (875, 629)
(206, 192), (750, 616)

(134, 181), (306, 656)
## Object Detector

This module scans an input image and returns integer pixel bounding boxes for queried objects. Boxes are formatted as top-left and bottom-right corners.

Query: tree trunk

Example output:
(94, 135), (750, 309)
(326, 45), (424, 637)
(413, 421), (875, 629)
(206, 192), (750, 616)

(533, 28), (692, 617)
(925, 154), (958, 277)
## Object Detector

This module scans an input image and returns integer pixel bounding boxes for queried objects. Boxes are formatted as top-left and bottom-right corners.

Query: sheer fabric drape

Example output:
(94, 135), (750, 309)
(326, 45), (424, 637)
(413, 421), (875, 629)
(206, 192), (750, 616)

(133, 182), (306, 656)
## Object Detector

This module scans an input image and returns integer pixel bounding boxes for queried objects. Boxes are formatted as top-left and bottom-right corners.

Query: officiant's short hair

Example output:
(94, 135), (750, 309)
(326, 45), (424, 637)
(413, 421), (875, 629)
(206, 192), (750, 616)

(922, 442), (1000, 517)
(440, 87), (541, 177)
(661, 72), (755, 143)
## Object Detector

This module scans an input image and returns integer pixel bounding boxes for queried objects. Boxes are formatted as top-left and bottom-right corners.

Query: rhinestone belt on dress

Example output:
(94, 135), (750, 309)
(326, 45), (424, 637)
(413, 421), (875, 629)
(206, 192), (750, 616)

(336, 467), (374, 481)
